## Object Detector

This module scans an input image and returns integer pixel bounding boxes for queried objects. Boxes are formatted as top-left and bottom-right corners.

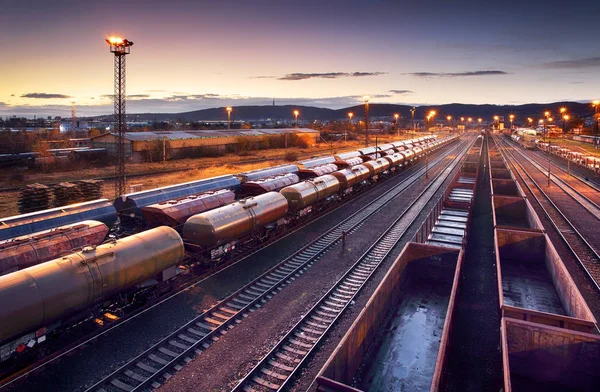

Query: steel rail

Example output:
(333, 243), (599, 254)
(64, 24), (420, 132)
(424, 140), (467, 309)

(231, 138), (473, 392)
(509, 143), (600, 219)
(495, 136), (600, 292)
(0, 142), (458, 388)
(84, 140), (468, 392)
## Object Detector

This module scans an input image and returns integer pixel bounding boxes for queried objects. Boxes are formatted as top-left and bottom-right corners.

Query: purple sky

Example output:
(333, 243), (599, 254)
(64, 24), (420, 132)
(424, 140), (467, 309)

(1, 0), (599, 117)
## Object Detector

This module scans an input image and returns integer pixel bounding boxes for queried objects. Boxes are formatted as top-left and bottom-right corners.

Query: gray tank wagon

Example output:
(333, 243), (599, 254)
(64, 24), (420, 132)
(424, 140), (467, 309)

(280, 174), (340, 212)
(0, 226), (184, 346)
(183, 192), (289, 250)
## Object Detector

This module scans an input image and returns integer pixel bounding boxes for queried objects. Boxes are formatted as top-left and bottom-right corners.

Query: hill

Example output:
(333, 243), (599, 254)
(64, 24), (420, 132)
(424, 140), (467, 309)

(95, 101), (595, 123)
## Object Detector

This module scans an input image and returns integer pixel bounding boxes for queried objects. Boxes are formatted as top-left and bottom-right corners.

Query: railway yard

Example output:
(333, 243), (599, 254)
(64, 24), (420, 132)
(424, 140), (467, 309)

(1, 131), (600, 392)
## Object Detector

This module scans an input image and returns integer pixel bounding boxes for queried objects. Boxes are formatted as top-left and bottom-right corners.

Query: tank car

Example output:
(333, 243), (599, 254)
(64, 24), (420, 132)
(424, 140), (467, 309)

(383, 153), (405, 170)
(237, 164), (299, 183)
(280, 174), (340, 214)
(297, 163), (339, 180)
(241, 174), (300, 196)
(0, 220), (109, 276)
(0, 226), (184, 360)
(114, 175), (241, 228)
(362, 157), (392, 178)
(331, 165), (371, 195)
(0, 199), (117, 242)
(183, 192), (289, 259)
(141, 189), (236, 228)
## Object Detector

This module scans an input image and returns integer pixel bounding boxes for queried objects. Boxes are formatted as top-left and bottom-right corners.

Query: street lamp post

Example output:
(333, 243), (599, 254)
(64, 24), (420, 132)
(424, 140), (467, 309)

(363, 96), (370, 147)
(226, 106), (232, 130)
(425, 110), (436, 179)
(509, 114), (514, 130)
(394, 113), (400, 138)
(410, 107), (416, 134)
(446, 115), (452, 132)
(347, 112), (353, 143)
(294, 109), (299, 128)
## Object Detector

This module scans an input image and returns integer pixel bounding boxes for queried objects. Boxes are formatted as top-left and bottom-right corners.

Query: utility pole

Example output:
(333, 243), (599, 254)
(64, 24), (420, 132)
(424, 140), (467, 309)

(106, 36), (133, 198)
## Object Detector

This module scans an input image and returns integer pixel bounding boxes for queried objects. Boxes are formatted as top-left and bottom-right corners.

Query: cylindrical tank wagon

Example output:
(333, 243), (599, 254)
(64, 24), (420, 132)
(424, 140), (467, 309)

(183, 192), (289, 258)
(280, 174), (340, 213)
(0, 226), (184, 352)
(0, 220), (109, 276)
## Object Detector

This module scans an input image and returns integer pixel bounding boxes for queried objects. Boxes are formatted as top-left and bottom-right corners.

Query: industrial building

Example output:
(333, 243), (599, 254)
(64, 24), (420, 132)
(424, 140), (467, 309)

(91, 128), (320, 163)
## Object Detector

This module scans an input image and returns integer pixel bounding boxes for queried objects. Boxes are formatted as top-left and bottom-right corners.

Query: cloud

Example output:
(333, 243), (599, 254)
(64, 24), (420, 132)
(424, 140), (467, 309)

(543, 57), (600, 69)
(389, 90), (414, 95)
(21, 93), (72, 99)
(257, 72), (387, 81)
(249, 75), (277, 79)
(128, 94), (150, 99)
(407, 70), (507, 78)
(10, 94), (14, 97)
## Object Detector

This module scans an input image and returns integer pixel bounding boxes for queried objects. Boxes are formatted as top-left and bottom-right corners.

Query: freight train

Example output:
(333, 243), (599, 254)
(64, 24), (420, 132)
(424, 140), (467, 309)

(0, 135), (457, 363)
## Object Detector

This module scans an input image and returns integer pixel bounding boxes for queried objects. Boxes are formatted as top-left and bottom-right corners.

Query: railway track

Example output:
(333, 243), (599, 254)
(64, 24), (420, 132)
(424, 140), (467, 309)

(512, 142), (600, 209)
(496, 137), (600, 292)
(82, 139), (471, 392)
(230, 138), (473, 392)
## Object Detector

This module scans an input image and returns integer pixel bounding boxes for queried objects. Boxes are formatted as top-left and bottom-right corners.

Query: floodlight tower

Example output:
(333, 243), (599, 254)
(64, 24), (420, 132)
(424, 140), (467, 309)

(106, 36), (134, 198)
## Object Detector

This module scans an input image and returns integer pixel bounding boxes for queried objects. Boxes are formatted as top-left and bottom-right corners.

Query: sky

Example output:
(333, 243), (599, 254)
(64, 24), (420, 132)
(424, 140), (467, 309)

(1, 0), (599, 117)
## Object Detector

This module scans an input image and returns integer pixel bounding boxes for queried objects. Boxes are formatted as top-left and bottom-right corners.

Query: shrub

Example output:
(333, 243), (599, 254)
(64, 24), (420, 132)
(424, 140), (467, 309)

(284, 151), (299, 162)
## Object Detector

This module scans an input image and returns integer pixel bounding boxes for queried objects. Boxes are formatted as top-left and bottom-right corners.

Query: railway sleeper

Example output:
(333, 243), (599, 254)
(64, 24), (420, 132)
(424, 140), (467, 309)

(169, 340), (190, 350)
(324, 300), (344, 309)
(260, 367), (288, 381)
(319, 305), (341, 314)
(289, 338), (313, 349)
(136, 361), (158, 374)
(252, 376), (280, 390)
(300, 325), (324, 335)
(178, 334), (197, 344)
(219, 306), (238, 315)
(294, 331), (318, 343)
(245, 287), (264, 296)
(282, 344), (308, 356)
(124, 369), (146, 383)
(111, 378), (135, 391)
(305, 320), (328, 329)
(269, 359), (295, 372)
(275, 351), (301, 364)
(158, 347), (179, 358)
(211, 312), (231, 321)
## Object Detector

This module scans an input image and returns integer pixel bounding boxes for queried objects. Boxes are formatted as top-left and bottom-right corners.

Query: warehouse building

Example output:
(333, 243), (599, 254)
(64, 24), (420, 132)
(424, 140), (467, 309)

(91, 128), (320, 163)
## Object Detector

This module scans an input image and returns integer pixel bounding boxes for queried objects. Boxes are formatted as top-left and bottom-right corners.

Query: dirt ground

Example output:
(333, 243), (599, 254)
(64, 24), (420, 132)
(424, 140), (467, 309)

(0, 134), (412, 218)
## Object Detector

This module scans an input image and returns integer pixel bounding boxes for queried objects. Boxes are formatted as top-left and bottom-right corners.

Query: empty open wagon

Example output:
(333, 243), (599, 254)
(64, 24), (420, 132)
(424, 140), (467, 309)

(315, 243), (463, 392)
(501, 317), (600, 391)
(495, 229), (596, 333)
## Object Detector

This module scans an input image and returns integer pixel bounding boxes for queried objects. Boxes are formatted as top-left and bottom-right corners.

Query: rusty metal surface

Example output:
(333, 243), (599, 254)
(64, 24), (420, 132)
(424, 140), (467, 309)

(182, 192), (289, 248)
(0, 220), (109, 276)
(141, 189), (235, 227)
(0, 226), (184, 344)
(280, 174), (340, 211)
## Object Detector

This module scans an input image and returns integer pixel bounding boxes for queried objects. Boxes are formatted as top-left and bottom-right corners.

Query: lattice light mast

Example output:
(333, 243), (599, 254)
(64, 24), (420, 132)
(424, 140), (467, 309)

(106, 36), (134, 198)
